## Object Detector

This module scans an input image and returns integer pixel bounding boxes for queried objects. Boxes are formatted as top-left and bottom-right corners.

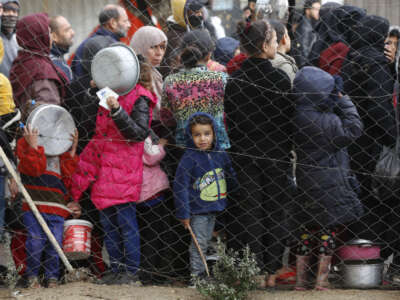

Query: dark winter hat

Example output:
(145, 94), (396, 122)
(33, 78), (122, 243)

(0, 0), (20, 7)
(214, 37), (240, 66)
(180, 29), (215, 56)
(187, 0), (205, 11)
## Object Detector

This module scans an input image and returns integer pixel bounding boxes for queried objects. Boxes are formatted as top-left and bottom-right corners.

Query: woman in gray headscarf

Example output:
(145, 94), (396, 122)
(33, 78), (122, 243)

(130, 26), (168, 122)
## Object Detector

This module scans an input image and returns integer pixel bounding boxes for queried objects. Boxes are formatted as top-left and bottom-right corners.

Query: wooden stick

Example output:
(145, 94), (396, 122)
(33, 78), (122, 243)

(0, 147), (74, 272)
(188, 224), (210, 277)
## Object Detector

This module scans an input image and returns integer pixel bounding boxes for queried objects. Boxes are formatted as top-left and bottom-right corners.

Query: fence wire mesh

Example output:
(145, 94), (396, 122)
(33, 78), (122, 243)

(0, 0), (398, 292)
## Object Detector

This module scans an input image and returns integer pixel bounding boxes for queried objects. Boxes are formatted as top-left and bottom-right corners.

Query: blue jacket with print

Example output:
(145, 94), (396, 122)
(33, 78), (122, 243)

(173, 112), (236, 220)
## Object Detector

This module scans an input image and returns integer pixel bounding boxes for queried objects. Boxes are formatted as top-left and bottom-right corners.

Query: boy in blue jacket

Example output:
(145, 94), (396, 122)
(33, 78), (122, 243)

(173, 112), (236, 279)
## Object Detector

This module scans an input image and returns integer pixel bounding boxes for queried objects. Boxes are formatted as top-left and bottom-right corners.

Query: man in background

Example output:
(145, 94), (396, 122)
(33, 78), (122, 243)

(291, 0), (321, 67)
(50, 16), (75, 82)
(71, 4), (130, 78)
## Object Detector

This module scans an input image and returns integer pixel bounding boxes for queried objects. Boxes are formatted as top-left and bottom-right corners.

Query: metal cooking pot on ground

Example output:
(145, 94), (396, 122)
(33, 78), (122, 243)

(26, 104), (75, 156)
(91, 43), (140, 96)
(341, 259), (383, 289)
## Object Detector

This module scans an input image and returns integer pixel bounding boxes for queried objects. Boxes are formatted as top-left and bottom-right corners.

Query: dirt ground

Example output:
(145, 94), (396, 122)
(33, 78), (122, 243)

(0, 283), (399, 300)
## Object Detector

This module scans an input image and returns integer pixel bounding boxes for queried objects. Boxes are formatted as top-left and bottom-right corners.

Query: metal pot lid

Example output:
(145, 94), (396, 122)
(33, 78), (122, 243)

(343, 259), (383, 265)
(26, 104), (75, 156)
(347, 239), (377, 246)
(91, 43), (140, 96)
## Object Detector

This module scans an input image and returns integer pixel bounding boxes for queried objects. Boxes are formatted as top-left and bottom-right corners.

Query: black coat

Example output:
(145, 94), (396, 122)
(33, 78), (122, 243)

(308, 5), (366, 66)
(291, 16), (317, 68)
(64, 78), (99, 154)
(341, 15), (396, 173)
(293, 87), (364, 227)
(224, 57), (293, 168)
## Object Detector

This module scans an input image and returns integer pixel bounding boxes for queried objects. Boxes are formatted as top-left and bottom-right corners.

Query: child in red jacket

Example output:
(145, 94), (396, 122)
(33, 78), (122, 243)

(16, 124), (80, 288)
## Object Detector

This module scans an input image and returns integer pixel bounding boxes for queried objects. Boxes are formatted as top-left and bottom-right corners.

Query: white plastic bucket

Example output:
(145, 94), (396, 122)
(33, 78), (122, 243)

(63, 219), (93, 260)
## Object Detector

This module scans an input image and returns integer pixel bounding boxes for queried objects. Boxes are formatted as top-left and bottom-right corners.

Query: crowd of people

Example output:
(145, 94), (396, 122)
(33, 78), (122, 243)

(0, 0), (398, 292)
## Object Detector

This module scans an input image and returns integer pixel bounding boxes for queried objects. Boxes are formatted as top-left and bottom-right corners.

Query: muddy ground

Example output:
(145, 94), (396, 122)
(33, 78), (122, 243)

(0, 283), (399, 300)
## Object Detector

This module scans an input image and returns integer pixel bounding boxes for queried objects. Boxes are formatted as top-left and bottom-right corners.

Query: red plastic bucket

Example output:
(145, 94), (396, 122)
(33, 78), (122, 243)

(63, 219), (93, 260)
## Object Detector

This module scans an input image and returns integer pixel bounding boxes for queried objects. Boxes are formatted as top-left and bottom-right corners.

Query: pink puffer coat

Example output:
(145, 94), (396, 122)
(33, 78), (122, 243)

(70, 84), (157, 210)
(138, 137), (170, 203)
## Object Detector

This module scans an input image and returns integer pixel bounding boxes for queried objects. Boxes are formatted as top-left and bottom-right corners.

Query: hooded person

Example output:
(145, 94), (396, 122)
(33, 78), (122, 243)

(308, 5), (366, 72)
(340, 15), (396, 243)
(130, 26), (168, 121)
(0, 36), (19, 137)
(341, 15), (396, 164)
(173, 112), (236, 279)
(160, 0), (217, 77)
(291, 66), (363, 290)
(0, 0), (19, 77)
(9, 13), (68, 118)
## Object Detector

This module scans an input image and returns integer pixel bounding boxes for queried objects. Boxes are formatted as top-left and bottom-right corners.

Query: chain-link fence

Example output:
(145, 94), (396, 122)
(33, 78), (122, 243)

(0, 0), (399, 293)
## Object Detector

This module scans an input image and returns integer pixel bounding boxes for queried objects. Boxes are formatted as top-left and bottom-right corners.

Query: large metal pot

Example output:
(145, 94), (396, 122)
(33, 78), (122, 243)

(341, 259), (383, 289)
(91, 43), (140, 96)
(26, 104), (75, 156)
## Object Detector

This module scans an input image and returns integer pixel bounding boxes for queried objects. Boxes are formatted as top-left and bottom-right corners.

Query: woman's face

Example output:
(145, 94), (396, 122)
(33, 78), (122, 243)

(263, 30), (278, 59)
(146, 40), (167, 66)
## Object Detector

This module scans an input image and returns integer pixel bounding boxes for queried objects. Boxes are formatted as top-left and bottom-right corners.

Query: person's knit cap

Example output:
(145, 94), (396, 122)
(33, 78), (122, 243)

(214, 37), (240, 66)
(181, 29), (214, 56)
(0, 0), (20, 7)
(187, 0), (205, 11)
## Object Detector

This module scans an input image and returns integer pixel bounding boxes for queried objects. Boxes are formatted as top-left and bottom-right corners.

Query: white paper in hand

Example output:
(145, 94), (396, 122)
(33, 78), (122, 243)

(96, 87), (119, 110)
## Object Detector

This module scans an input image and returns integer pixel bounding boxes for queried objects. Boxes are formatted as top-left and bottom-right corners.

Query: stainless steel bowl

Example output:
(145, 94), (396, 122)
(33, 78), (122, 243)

(91, 43), (140, 96)
(26, 104), (75, 156)
(341, 260), (383, 289)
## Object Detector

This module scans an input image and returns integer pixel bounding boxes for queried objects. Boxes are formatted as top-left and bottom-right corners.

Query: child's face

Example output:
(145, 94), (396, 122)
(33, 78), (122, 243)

(191, 123), (214, 151)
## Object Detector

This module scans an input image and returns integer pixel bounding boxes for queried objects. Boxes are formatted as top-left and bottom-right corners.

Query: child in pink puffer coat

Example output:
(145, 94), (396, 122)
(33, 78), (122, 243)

(70, 59), (157, 285)
(136, 132), (169, 284)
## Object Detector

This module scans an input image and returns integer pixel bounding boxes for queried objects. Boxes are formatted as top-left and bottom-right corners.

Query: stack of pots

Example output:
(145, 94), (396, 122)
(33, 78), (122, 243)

(337, 239), (383, 288)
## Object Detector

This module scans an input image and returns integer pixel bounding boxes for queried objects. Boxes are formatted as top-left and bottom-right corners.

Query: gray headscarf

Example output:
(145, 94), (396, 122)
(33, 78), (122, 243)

(130, 26), (167, 59)
(130, 26), (168, 120)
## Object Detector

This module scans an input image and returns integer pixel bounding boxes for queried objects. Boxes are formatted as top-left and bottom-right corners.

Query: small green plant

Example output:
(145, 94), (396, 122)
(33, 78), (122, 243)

(195, 239), (260, 300)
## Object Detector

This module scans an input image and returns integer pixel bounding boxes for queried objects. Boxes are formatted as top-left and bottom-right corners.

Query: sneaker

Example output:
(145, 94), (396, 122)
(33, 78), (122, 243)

(98, 271), (118, 285)
(47, 278), (58, 288)
(102, 273), (142, 286)
(16, 276), (28, 288)
(117, 273), (142, 286)
(27, 276), (41, 289)
(0, 265), (7, 288)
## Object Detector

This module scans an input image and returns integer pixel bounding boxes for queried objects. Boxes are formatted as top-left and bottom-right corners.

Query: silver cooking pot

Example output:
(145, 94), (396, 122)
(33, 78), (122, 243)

(91, 43), (140, 96)
(26, 104), (75, 156)
(341, 259), (383, 289)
